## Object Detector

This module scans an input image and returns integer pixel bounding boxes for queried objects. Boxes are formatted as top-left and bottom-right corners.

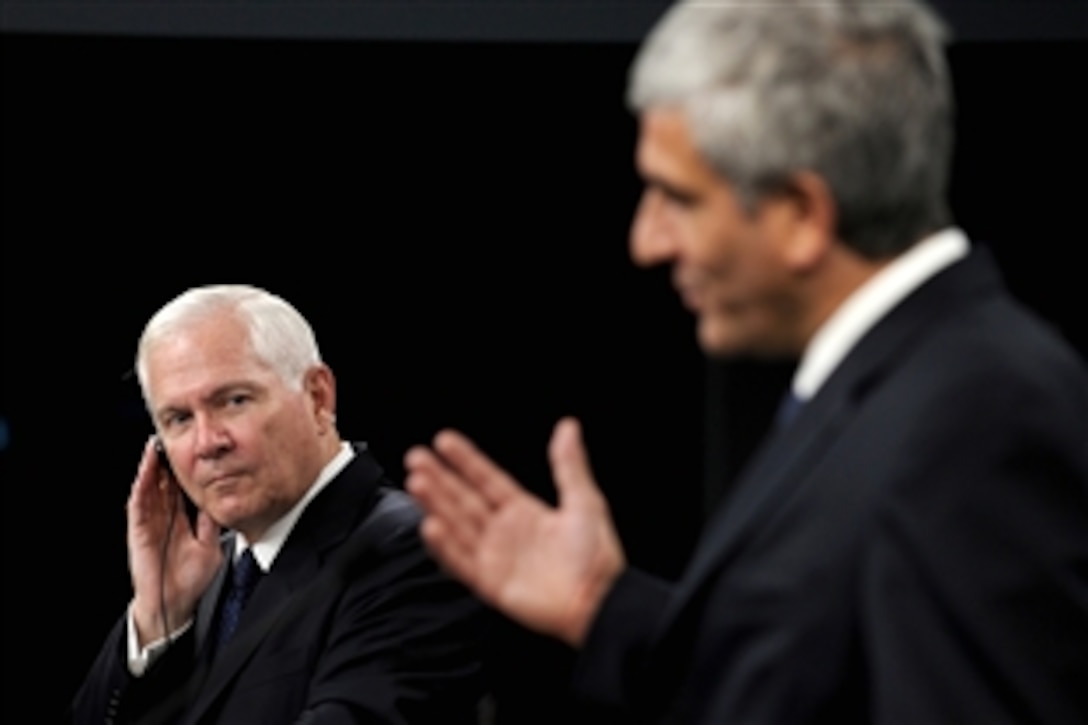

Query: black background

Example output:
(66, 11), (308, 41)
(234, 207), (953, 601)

(3, 7), (1086, 721)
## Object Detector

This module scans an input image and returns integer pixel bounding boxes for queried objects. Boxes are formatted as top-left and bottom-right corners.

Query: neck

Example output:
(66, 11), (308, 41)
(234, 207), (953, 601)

(238, 435), (345, 544)
(795, 248), (891, 353)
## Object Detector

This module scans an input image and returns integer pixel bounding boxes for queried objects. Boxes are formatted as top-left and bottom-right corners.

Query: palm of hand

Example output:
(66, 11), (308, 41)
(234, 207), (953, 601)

(410, 418), (626, 647)
(476, 486), (622, 644)
(129, 481), (222, 634)
(155, 512), (222, 606)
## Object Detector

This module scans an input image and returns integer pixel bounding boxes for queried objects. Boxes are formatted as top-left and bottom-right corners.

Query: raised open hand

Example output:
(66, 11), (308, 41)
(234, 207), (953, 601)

(405, 417), (625, 647)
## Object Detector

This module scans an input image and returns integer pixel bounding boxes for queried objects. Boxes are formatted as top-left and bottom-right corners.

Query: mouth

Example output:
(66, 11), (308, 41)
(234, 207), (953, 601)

(674, 283), (701, 311)
(672, 270), (701, 311)
(203, 472), (246, 490)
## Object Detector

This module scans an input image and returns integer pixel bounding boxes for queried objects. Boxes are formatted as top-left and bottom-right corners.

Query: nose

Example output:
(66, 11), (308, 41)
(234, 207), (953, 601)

(629, 188), (675, 268)
(193, 413), (233, 460)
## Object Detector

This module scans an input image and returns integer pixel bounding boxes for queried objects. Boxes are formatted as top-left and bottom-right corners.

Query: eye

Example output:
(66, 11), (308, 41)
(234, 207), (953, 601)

(228, 393), (252, 407)
(647, 180), (698, 210)
(663, 187), (698, 209)
(161, 411), (192, 430)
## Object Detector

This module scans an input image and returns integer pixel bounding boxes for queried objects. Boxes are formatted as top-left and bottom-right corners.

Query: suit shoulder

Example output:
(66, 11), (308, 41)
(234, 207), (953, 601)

(363, 487), (424, 551)
(905, 293), (1087, 416)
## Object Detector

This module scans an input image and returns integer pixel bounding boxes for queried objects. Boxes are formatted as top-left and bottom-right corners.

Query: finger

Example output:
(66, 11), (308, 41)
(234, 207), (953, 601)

(548, 417), (604, 508)
(166, 484), (189, 536)
(404, 457), (488, 549)
(129, 438), (165, 522)
(136, 437), (176, 499)
(405, 445), (493, 529)
(431, 429), (524, 508)
(131, 437), (160, 494)
(195, 509), (221, 547)
(419, 516), (486, 595)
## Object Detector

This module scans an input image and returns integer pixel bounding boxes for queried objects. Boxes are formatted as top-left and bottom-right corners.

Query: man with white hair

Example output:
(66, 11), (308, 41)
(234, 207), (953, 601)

(405, 1), (1088, 722)
(72, 285), (484, 724)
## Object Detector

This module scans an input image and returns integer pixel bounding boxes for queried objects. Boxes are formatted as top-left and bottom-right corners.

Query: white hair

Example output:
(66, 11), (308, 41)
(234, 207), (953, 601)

(135, 285), (322, 406)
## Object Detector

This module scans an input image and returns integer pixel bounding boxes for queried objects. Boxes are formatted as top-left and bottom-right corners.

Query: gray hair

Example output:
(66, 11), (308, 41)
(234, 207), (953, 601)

(135, 285), (322, 406)
(628, 0), (954, 258)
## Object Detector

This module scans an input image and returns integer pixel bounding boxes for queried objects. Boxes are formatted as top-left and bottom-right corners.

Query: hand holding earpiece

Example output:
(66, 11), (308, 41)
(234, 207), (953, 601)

(127, 437), (222, 648)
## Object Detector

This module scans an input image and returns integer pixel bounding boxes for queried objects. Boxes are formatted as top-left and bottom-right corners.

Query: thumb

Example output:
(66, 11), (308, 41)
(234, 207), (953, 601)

(548, 417), (601, 506)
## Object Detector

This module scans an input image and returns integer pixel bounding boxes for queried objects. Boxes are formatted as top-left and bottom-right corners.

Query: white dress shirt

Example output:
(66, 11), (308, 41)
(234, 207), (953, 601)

(791, 228), (970, 402)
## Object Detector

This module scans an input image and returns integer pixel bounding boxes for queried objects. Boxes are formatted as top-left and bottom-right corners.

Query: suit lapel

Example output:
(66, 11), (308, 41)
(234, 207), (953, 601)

(670, 248), (1005, 614)
(182, 444), (386, 723)
(194, 536), (233, 657)
(677, 377), (857, 603)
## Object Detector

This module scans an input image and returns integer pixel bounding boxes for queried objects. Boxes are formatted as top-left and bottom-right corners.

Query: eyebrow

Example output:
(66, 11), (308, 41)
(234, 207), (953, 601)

(155, 381), (264, 418)
(647, 175), (699, 205)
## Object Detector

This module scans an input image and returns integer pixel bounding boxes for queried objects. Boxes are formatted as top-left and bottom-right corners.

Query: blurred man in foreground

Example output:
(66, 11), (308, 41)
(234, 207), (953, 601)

(405, 1), (1088, 722)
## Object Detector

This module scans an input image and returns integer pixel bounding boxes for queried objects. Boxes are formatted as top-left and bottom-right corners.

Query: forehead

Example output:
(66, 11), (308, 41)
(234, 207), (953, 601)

(636, 108), (721, 187)
(144, 313), (280, 402)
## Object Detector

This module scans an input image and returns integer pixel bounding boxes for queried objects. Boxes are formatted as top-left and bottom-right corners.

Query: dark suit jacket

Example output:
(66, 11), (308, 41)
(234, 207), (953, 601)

(572, 247), (1088, 724)
(71, 445), (485, 724)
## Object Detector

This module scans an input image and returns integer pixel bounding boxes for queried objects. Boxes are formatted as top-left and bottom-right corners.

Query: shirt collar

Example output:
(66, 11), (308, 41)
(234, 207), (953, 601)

(234, 441), (356, 572)
(792, 227), (970, 401)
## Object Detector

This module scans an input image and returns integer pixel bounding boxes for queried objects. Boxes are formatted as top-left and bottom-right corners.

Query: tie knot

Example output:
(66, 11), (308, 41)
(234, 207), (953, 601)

(775, 391), (805, 430)
(233, 548), (262, 592)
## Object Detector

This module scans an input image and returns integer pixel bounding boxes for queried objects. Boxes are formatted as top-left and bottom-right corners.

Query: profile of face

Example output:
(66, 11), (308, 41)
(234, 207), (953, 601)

(145, 311), (337, 541)
(629, 108), (814, 358)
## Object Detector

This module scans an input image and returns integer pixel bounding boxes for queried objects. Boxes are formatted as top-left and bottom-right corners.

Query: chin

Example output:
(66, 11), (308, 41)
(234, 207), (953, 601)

(204, 507), (235, 530)
(697, 319), (779, 360)
(697, 317), (743, 359)
(205, 498), (250, 530)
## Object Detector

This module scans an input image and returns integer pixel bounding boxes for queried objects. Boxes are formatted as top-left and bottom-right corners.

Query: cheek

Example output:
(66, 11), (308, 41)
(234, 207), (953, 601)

(687, 237), (739, 294)
(685, 212), (736, 265)
(256, 407), (313, 467)
(167, 443), (198, 488)
(170, 470), (204, 508)
(704, 225), (771, 286)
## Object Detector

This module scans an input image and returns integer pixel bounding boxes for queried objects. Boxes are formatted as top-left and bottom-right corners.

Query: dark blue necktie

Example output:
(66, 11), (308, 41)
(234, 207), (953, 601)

(216, 548), (262, 650)
(775, 390), (805, 430)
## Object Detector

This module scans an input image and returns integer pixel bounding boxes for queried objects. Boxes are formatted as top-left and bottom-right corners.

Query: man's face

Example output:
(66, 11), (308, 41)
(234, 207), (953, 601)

(630, 108), (804, 357)
(146, 312), (334, 540)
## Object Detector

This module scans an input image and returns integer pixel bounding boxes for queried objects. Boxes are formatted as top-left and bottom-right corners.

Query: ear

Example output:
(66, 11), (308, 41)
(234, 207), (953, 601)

(303, 364), (337, 433)
(767, 171), (838, 273)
